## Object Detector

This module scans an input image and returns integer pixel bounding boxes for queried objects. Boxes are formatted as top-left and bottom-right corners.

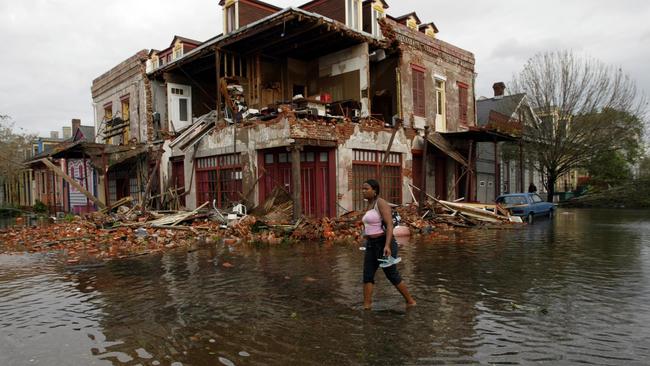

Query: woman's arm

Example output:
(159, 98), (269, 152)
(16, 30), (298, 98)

(377, 198), (393, 257)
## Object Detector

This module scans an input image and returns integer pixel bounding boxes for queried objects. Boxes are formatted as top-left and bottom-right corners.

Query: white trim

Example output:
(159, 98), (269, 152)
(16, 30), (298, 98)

(345, 0), (362, 31)
(434, 73), (447, 81)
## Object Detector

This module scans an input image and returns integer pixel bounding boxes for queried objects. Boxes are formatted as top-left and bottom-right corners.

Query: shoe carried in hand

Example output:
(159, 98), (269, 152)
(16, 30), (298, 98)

(378, 256), (402, 268)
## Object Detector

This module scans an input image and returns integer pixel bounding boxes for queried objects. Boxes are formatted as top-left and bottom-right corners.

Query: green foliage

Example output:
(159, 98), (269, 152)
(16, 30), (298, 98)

(586, 150), (632, 187)
(639, 155), (650, 179)
(33, 200), (48, 213)
(64, 213), (76, 222)
(0, 115), (36, 181)
(565, 178), (650, 208)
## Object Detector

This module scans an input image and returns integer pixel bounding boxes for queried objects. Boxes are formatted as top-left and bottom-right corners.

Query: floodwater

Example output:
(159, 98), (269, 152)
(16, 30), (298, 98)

(1, 209), (650, 365)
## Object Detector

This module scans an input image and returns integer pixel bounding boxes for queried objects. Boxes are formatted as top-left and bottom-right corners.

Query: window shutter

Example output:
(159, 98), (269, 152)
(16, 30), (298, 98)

(412, 67), (425, 117)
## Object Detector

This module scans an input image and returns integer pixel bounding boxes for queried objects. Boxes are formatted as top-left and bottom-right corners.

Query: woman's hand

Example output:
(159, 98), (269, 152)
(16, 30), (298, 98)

(383, 245), (391, 257)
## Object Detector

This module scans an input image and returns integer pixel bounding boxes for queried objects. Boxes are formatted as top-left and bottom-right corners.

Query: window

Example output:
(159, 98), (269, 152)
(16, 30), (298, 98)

(435, 79), (446, 125)
(370, 1), (385, 38)
(412, 65), (425, 117)
(346, 0), (361, 31)
(497, 196), (527, 205)
(225, 2), (237, 33)
(178, 99), (188, 122)
(151, 55), (159, 69)
(458, 82), (469, 126)
(352, 149), (402, 210)
(532, 194), (543, 203)
(196, 154), (242, 209)
(103, 103), (113, 121)
(172, 42), (183, 60)
(121, 96), (130, 143)
(406, 17), (418, 30)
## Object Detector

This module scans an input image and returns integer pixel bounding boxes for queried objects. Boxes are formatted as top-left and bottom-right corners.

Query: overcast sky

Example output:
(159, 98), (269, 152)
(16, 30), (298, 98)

(1, 0), (649, 136)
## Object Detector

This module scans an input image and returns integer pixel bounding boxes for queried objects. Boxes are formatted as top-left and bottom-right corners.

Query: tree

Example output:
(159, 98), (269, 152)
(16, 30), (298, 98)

(510, 50), (647, 201)
(586, 150), (632, 187)
(0, 115), (35, 183)
(639, 155), (650, 179)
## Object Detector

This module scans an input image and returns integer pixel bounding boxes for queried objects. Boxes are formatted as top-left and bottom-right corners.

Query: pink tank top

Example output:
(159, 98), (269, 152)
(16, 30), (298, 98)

(362, 201), (384, 235)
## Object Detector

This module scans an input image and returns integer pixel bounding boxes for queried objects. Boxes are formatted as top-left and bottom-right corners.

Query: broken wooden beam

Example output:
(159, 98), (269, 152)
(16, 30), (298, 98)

(39, 158), (107, 209)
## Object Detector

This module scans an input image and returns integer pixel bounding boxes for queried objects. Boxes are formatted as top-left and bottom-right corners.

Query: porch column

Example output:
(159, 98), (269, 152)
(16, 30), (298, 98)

(97, 173), (107, 207)
(494, 140), (499, 200)
(519, 141), (524, 193)
(289, 144), (302, 221)
(216, 48), (221, 120)
(419, 126), (429, 214)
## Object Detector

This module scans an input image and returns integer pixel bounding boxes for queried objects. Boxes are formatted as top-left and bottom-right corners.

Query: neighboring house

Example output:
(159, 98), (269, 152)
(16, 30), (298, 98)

(92, 50), (152, 146)
(65, 119), (98, 214)
(89, 0), (513, 216)
(137, 0), (515, 216)
(30, 131), (66, 211)
(475, 82), (544, 202)
(24, 119), (105, 214)
(91, 51), (166, 207)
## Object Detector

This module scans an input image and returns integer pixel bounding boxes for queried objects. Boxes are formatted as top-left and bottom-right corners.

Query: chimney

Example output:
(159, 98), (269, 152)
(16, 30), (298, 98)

(62, 126), (72, 139)
(71, 118), (81, 132)
(50, 131), (59, 139)
(493, 82), (506, 97)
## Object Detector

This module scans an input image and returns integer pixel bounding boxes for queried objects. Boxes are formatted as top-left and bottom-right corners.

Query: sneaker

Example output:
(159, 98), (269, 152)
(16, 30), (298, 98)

(378, 256), (402, 268)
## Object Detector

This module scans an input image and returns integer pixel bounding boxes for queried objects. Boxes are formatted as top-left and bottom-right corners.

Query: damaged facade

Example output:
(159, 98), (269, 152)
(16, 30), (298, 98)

(91, 50), (160, 208)
(22, 0), (515, 217)
(139, 0), (514, 218)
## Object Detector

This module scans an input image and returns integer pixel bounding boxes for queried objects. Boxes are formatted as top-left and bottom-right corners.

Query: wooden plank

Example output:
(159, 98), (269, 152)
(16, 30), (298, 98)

(380, 119), (401, 173)
(39, 158), (107, 209)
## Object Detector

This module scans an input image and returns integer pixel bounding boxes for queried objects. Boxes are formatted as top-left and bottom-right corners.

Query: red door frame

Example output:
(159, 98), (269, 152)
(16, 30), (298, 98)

(258, 147), (336, 217)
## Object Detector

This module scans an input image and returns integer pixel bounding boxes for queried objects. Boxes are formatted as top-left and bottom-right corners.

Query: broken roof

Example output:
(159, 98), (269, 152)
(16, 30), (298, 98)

(476, 94), (526, 126)
(74, 126), (96, 142)
(152, 7), (381, 74)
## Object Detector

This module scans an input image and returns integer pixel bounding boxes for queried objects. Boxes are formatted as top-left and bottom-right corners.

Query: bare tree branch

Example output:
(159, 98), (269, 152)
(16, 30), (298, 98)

(510, 50), (647, 201)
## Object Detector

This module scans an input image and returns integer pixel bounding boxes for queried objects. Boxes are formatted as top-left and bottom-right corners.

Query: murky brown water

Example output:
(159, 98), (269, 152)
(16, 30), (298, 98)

(2, 209), (650, 365)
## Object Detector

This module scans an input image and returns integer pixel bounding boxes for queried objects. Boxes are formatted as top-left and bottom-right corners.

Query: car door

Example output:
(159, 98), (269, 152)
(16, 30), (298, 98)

(530, 193), (547, 215)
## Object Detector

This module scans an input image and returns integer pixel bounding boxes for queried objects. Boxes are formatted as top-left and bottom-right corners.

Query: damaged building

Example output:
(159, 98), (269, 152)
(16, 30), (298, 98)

(89, 0), (516, 218)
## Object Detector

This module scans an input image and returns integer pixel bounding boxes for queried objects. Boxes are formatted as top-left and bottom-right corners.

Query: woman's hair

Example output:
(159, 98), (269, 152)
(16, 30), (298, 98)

(364, 179), (380, 196)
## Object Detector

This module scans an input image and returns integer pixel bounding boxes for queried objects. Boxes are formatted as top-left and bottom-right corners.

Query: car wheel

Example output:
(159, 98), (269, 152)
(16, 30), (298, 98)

(548, 209), (554, 219)
(527, 213), (534, 224)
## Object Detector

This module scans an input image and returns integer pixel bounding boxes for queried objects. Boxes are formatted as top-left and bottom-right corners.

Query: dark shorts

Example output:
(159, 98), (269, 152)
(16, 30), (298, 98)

(363, 235), (402, 286)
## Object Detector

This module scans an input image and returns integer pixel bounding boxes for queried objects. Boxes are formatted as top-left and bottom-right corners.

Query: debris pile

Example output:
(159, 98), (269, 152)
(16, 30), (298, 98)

(0, 190), (522, 266)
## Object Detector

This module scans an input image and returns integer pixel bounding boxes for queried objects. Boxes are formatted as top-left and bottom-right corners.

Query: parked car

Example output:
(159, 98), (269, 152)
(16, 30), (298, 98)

(495, 193), (555, 223)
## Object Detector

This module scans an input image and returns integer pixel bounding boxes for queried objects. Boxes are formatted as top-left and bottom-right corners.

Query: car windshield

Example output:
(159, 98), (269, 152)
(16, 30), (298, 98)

(498, 196), (527, 205)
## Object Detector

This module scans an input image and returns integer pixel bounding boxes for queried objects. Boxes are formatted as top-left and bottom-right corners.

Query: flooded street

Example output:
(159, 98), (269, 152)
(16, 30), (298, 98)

(2, 209), (650, 365)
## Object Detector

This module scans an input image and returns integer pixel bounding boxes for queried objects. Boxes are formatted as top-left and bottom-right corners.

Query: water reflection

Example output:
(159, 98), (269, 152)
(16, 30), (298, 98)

(1, 209), (650, 365)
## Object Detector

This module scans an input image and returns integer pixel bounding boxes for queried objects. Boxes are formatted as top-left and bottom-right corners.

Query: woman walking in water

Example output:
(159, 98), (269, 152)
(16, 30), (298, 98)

(361, 179), (416, 309)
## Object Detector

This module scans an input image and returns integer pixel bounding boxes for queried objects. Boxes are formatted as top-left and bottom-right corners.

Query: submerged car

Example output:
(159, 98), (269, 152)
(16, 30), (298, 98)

(495, 193), (555, 223)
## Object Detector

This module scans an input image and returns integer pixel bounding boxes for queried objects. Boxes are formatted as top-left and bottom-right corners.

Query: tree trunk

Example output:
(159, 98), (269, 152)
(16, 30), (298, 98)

(545, 174), (557, 203)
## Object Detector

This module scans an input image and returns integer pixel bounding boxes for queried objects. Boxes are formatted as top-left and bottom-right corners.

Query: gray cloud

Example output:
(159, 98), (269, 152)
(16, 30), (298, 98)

(1, 0), (648, 135)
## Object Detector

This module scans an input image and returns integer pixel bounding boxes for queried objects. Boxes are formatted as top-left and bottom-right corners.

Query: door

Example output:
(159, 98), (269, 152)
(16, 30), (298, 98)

(171, 158), (186, 207)
(167, 83), (192, 131)
(260, 148), (334, 218)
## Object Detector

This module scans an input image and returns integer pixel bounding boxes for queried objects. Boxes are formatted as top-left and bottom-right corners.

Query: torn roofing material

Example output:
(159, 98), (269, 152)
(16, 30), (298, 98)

(427, 132), (468, 168)
(151, 6), (381, 74)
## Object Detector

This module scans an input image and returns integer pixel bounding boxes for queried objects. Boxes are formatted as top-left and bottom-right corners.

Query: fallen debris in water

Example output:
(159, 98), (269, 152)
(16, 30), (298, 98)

(0, 189), (523, 265)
